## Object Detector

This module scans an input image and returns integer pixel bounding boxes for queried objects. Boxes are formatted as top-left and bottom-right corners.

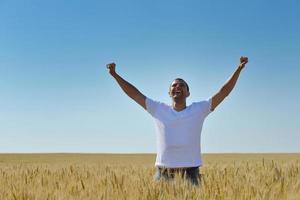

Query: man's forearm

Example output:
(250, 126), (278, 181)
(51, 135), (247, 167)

(111, 72), (144, 100)
(211, 57), (248, 110)
(219, 66), (243, 97)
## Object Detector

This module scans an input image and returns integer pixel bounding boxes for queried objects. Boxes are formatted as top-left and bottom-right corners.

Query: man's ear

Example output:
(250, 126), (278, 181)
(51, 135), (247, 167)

(186, 91), (190, 98)
(168, 91), (172, 97)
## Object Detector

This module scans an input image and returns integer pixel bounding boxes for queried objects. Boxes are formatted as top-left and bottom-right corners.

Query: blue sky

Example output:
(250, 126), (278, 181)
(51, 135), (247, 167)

(1, 0), (299, 153)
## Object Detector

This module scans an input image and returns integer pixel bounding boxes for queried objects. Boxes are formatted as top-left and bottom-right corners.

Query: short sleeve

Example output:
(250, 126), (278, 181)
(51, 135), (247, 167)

(206, 97), (213, 115)
(193, 97), (213, 118)
(145, 97), (160, 117)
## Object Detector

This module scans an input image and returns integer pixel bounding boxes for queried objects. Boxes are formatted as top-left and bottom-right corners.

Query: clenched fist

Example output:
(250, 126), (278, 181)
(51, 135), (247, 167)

(106, 62), (116, 75)
(239, 56), (248, 69)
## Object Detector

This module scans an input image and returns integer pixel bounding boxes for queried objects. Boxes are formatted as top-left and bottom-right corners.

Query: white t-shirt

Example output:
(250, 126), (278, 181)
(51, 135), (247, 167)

(146, 97), (213, 168)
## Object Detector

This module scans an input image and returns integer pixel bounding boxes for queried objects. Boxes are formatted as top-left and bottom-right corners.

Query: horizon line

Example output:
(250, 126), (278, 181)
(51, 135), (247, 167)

(1, 152), (300, 154)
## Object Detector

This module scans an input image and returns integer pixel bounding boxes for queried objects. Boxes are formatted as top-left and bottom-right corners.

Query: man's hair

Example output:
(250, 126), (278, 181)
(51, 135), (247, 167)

(172, 78), (189, 92)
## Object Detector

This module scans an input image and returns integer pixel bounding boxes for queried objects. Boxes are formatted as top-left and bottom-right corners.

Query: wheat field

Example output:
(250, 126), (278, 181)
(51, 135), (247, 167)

(1, 154), (300, 200)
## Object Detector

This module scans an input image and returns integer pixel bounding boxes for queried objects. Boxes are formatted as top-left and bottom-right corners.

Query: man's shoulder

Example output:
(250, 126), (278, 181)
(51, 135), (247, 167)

(189, 98), (213, 115)
(145, 97), (170, 115)
(190, 100), (207, 107)
(146, 97), (169, 106)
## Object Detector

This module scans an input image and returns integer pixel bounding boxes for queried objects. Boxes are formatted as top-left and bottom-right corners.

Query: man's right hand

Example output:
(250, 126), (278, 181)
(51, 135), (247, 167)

(106, 62), (116, 76)
(105, 62), (146, 109)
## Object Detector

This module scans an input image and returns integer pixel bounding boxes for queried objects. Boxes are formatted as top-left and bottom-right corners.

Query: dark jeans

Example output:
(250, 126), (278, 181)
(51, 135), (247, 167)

(154, 166), (201, 185)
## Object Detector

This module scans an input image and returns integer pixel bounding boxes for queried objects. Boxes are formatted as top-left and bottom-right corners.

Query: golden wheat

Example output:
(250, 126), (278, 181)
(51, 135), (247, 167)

(1, 154), (300, 200)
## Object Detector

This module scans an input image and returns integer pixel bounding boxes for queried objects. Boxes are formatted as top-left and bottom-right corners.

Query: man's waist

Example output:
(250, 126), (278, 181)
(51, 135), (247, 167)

(157, 166), (199, 173)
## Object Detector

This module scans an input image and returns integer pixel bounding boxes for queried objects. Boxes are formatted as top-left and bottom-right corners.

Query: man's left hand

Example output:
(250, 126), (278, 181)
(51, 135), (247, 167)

(239, 56), (248, 69)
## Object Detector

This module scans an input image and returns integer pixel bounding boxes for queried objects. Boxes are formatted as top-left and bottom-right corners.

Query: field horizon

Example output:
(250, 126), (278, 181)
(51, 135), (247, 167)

(1, 153), (300, 165)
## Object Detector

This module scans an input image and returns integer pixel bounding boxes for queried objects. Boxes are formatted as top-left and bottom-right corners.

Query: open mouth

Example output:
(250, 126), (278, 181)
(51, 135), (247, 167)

(173, 90), (182, 96)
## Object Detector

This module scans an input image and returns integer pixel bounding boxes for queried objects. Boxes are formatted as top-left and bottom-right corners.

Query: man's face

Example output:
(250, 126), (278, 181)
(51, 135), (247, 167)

(169, 79), (190, 100)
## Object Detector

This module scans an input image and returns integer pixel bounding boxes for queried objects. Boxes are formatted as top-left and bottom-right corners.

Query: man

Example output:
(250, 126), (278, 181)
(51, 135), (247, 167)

(106, 57), (248, 185)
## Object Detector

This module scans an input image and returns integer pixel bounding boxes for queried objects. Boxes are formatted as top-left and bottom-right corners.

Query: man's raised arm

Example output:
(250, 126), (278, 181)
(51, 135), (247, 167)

(211, 56), (248, 111)
(106, 62), (146, 109)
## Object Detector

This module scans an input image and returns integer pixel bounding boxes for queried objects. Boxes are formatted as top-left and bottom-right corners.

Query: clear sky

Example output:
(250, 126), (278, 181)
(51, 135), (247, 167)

(1, 0), (299, 153)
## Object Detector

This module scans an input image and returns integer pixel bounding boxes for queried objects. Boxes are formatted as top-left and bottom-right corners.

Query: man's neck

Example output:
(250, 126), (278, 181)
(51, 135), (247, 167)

(172, 101), (187, 112)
